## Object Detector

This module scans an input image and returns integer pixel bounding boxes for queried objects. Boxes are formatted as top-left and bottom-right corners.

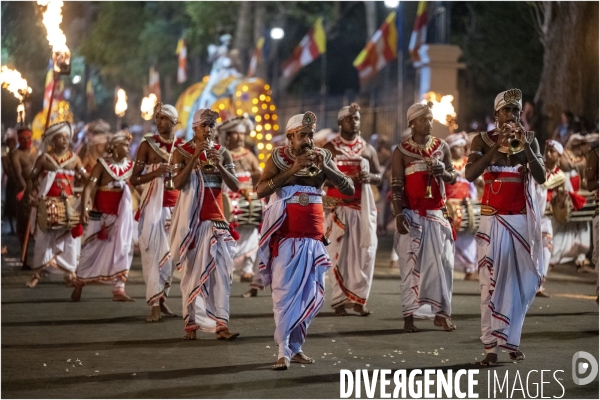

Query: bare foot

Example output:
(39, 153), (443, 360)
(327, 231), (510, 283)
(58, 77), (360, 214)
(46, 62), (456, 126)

(113, 293), (135, 302)
(353, 303), (372, 316)
(216, 329), (240, 341)
(159, 301), (177, 317)
(334, 305), (348, 316)
(272, 357), (290, 370)
(240, 273), (254, 282)
(536, 288), (550, 298)
(434, 315), (457, 331)
(478, 353), (498, 366)
(26, 274), (40, 288)
(292, 352), (315, 364)
(464, 272), (479, 281)
(146, 306), (161, 322)
(71, 286), (82, 302)
(63, 273), (77, 287)
(577, 264), (595, 274)
(404, 315), (418, 332)
(509, 351), (525, 361)
(242, 288), (258, 298)
(183, 330), (197, 340)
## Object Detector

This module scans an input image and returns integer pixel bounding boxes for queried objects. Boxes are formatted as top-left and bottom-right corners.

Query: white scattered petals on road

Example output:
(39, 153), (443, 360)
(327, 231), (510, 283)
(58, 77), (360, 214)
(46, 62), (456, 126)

(95, 370), (99, 373)
(354, 356), (357, 359)
(132, 373), (136, 376)
(440, 348), (444, 350)
(66, 369), (69, 372)
(301, 365), (305, 368)
(401, 360), (405, 363)
(331, 340), (336, 342)
(366, 364), (370, 367)
(67, 359), (71, 362)
(95, 353), (99, 356)
(266, 346), (271, 348)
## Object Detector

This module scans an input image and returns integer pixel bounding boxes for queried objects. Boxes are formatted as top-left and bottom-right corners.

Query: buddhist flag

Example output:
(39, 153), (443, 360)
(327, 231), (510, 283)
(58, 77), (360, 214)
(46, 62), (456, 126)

(86, 79), (96, 113)
(408, 1), (428, 63)
(42, 59), (54, 110)
(353, 12), (397, 85)
(281, 17), (326, 79)
(176, 37), (187, 84)
(248, 36), (265, 77)
(149, 65), (161, 102)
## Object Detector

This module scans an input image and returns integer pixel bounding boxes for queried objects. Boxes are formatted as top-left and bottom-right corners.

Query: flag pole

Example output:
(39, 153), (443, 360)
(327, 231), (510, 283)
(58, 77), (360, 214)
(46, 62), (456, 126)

(320, 18), (327, 126)
(396, 2), (404, 143)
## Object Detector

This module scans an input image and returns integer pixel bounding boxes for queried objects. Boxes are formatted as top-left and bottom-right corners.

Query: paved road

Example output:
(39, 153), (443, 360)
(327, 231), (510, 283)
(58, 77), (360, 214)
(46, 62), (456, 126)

(1, 233), (598, 398)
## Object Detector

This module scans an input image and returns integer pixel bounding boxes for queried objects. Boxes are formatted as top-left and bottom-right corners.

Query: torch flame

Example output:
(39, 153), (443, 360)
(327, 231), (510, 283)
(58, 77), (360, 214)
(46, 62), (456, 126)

(1, 66), (32, 101)
(422, 91), (457, 127)
(141, 93), (158, 121)
(37, 1), (69, 53)
(115, 89), (128, 117)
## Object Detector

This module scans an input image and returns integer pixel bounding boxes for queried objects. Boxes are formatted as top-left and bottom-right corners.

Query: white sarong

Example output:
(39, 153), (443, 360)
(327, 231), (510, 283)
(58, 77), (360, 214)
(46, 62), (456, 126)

(550, 219), (591, 265)
(32, 170), (80, 274)
(138, 170), (174, 306)
(233, 225), (259, 275)
(170, 169), (236, 332)
(76, 182), (133, 289)
(477, 167), (543, 352)
(394, 209), (454, 319)
(258, 185), (331, 360)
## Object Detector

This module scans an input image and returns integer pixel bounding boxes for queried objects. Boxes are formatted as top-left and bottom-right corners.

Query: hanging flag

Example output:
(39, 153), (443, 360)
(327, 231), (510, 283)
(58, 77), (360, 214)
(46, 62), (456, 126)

(408, 1), (428, 63)
(176, 37), (187, 84)
(247, 36), (265, 77)
(86, 79), (96, 113)
(42, 59), (54, 110)
(353, 12), (397, 85)
(149, 65), (161, 102)
(281, 17), (326, 79)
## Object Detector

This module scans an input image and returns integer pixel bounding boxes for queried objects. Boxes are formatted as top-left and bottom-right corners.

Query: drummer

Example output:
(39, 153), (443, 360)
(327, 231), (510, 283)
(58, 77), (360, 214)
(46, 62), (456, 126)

(216, 115), (264, 297)
(26, 122), (88, 288)
(445, 132), (479, 281)
(323, 103), (381, 317)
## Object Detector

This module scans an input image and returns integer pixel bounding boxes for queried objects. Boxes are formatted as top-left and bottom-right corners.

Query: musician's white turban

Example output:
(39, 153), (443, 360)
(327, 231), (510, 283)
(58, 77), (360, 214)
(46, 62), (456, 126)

(445, 132), (468, 149)
(407, 101), (433, 125)
(545, 139), (564, 155)
(154, 103), (179, 125)
(192, 108), (219, 128)
(338, 103), (360, 122)
(286, 111), (317, 134)
(43, 121), (73, 142)
(494, 88), (522, 112)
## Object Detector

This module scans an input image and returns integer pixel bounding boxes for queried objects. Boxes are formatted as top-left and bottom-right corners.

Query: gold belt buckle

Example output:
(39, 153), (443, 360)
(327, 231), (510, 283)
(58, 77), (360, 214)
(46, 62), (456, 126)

(298, 193), (310, 206)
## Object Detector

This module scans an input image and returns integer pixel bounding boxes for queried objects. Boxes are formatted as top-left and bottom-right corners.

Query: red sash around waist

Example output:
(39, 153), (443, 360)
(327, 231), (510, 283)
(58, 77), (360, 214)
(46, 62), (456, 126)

(404, 170), (445, 214)
(163, 189), (179, 207)
(327, 163), (362, 204)
(445, 181), (471, 200)
(94, 188), (123, 215)
(481, 171), (525, 214)
(47, 173), (74, 197)
(278, 195), (324, 240)
(200, 188), (225, 222)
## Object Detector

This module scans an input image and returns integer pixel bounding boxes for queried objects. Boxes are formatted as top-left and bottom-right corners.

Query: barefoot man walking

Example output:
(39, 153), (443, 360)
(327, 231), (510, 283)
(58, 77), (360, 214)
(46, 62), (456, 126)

(257, 112), (354, 370)
(391, 102), (458, 333)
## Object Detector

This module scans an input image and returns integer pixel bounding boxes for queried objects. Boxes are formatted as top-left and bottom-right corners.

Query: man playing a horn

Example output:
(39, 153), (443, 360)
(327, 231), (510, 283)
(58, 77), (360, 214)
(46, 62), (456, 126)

(216, 115), (265, 297)
(170, 108), (240, 341)
(392, 102), (458, 333)
(465, 89), (546, 365)
(323, 103), (381, 316)
(131, 103), (183, 322)
(72, 131), (135, 302)
(257, 111), (354, 370)
(26, 122), (87, 287)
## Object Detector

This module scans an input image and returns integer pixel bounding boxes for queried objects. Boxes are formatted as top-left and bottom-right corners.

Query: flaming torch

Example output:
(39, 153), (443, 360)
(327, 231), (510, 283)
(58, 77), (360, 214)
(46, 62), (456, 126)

(37, 0), (71, 130)
(141, 93), (157, 133)
(1, 66), (33, 127)
(422, 91), (458, 133)
(115, 88), (128, 130)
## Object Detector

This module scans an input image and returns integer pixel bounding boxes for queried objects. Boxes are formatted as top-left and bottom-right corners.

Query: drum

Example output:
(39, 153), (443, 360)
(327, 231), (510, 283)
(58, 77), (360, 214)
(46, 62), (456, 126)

(230, 191), (263, 226)
(446, 199), (481, 233)
(37, 196), (80, 232)
(562, 192), (596, 223)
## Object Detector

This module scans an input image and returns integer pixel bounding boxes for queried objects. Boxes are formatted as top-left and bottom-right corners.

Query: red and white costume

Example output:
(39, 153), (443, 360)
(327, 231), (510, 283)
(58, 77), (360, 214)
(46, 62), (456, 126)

(32, 151), (81, 275)
(324, 135), (377, 309)
(137, 135), (183, 307)
(445, 155), (479, 274)
(476, 130), (544, 353)
(170, 141), (237, 333)
(76, 158), (134, 293)
(394, 137), (455, 320)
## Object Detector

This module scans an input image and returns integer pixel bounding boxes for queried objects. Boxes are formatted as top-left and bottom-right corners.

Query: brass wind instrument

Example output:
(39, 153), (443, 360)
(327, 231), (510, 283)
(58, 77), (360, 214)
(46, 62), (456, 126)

(504, 122), (525, 154)
(425, 158), (434, 199)
(202, 140), (216, 173)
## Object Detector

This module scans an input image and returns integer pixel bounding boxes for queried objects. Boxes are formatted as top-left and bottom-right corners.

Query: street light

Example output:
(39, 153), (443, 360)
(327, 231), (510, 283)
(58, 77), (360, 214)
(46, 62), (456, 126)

(115, 88), (127, 130)
(270, 27), (284, 40)
(384, 1), (399, 8)
(270, 27), (284, 98)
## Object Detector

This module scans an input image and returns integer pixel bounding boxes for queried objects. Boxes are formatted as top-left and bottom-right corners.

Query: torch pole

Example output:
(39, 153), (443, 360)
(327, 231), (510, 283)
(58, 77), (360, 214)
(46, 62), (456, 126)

(44, 71), (59, 130)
